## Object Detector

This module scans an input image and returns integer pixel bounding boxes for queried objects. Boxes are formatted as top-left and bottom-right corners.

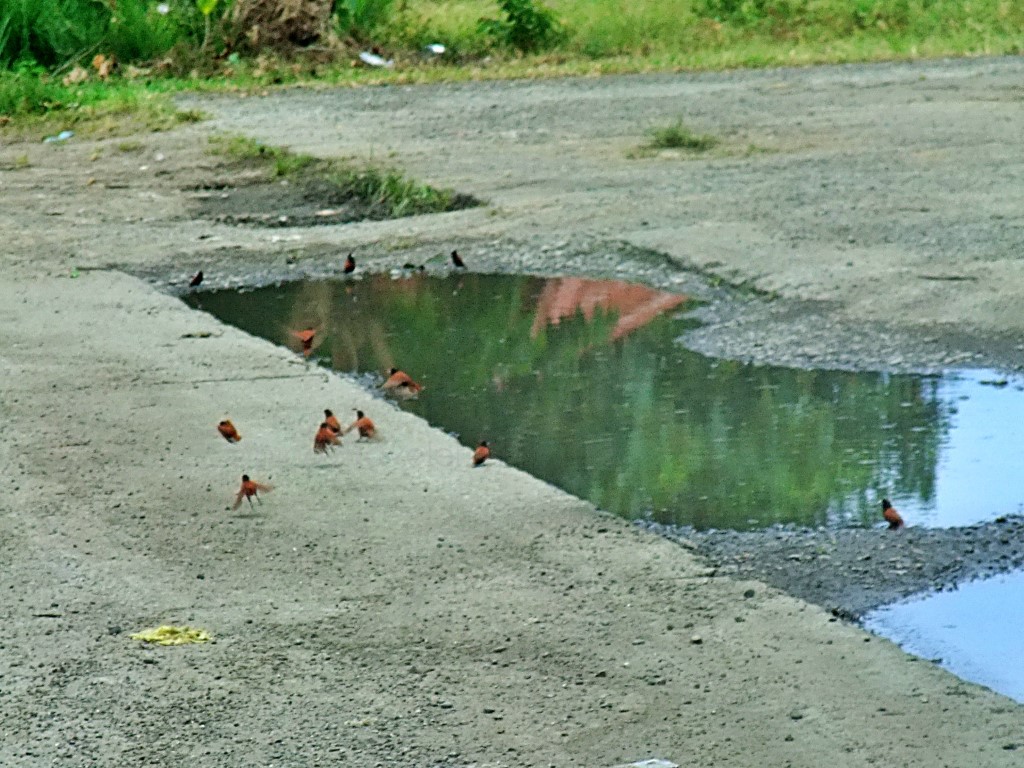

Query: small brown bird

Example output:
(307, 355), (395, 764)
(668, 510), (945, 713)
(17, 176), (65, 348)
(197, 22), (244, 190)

(346, 410), (376, 440)
(472, 440), (490, 467)
(314, 422), (342, 454)
(381, 367), (423, 397)
(189, 270), (204, 287)
(343, 254), (356, 274)
(451, 249), (465, 269)
(233, 474), (273, 511)
(882, 498), (904, 530)
(217, 419), (241, 443)
(290, 327), (320, 357)
(324, 409), (342, 433)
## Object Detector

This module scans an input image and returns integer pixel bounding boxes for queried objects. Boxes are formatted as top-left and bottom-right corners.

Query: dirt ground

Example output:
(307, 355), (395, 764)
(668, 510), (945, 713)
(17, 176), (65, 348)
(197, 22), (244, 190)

(3, 56), (1024, 767)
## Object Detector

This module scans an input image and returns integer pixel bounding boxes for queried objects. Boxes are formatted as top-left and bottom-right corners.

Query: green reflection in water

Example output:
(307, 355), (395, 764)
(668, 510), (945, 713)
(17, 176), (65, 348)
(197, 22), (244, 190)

(187, 273), (947, 531)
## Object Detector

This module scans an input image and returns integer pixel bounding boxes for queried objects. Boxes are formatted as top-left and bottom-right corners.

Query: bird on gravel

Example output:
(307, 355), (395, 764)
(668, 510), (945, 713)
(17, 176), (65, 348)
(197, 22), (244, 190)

(233, 474), (273, 511)
(451, 249), (466, 269)
(472, 440), (490, 467)
(324, 409), (342, 434)
(343, 254), (356, 274)
(882, 498), (904, 530)
(345, 410), (377, 440)
(314, 422), (342, 454)
(189, 270), (204, 287)
(217, 419), (241, 443)
(381, 368), (423, 398)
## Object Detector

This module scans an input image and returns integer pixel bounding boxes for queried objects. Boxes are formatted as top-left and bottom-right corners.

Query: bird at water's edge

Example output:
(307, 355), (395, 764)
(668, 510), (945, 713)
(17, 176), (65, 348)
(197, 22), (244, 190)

(882, 498), (904, 530)
(189, 270), (204, 287)
(343, 254), (356, 274)
(472, 441), (490, 467)
(451, 250), (465, 269)
(381, 368), (423, 397)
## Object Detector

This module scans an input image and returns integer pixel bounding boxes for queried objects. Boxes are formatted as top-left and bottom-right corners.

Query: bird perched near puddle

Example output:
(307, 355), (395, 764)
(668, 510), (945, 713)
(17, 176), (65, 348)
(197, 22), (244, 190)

(381, 368), (423, 398)
(343, 254), (356, 274)
(324, 408), (342, 434)
(217, 419), (241, 443)
(314, 422), (342, 454)
(345, 410), (377, 440)
(472, 440), (490, 467)
(233, 474), (273, 510)
(189, 270), (204, 288)
(882, 498), (904, 530)
(451, 249), (466, 269)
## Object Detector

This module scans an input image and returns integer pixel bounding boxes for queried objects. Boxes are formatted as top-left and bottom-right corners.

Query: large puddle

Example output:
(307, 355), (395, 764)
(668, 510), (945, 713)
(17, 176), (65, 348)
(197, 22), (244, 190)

(864, 571), (1024, 703)
(185, 273), (1024, 532)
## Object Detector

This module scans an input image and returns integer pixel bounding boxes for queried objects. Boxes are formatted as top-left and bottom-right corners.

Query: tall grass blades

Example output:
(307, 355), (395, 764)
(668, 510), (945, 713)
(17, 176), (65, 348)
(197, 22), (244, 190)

(333, 0), (396, 41)
(0, 0), (220, 71)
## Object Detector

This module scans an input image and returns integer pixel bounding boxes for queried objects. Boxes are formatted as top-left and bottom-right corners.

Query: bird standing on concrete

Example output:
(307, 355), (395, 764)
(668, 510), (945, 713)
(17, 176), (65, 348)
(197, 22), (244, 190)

(314, 422), (342, 454)
(233, 474), (273, 510)
(217, 419), (241, 443)
(346, 410), (377, 440)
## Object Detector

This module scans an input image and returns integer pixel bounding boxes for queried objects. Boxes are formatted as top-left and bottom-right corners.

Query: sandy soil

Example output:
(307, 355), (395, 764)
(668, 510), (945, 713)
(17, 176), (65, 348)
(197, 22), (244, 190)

(3, 56), (1024, 767)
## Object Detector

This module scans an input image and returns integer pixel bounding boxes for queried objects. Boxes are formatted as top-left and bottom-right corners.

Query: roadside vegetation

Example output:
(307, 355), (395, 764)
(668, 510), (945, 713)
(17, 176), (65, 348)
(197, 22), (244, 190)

(2, 0), (1023, 136)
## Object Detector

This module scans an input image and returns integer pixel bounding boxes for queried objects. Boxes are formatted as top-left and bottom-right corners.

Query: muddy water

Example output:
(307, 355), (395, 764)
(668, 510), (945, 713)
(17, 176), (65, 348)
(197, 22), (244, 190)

(186, 273), (1024, 531)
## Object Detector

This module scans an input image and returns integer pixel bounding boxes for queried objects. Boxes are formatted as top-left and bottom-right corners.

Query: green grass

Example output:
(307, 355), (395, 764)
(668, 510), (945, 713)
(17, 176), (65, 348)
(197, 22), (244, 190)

(3, 0), (1023, 138)
(208, 134), (476, 219)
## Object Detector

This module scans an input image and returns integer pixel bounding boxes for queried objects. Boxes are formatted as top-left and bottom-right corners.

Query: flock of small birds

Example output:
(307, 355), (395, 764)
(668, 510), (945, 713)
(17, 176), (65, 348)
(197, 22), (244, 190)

(194, 251), (904, 530)
(193, 249), (489, 512)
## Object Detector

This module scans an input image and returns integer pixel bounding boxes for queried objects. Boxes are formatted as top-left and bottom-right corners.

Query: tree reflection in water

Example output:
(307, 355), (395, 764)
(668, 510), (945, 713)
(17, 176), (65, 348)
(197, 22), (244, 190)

(189, 273), (946, 530)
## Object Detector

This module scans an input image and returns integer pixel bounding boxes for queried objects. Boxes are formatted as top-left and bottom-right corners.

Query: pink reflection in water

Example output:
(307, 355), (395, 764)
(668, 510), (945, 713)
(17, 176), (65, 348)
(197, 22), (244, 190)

(530, 278), (687, 341)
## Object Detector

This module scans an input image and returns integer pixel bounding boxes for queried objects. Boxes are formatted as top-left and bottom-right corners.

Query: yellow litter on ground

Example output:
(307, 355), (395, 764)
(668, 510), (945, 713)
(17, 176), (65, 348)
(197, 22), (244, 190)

(130, 625), (212, 646)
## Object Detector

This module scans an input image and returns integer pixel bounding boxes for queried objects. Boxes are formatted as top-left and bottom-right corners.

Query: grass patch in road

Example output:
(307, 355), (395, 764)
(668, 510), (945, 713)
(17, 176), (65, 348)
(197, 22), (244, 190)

(648, 120), (718, 151)
(629, 119), (719, 158)
(206, 134), (480, 221)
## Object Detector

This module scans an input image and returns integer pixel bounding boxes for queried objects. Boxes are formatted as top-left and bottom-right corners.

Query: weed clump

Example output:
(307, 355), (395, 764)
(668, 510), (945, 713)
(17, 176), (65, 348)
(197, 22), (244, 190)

(648, 121), (718, 151)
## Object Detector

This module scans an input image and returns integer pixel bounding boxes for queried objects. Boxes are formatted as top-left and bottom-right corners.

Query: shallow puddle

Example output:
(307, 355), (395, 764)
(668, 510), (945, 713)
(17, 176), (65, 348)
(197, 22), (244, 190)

(863, 569), (1024, 703)
(186, 273), (1024, 531)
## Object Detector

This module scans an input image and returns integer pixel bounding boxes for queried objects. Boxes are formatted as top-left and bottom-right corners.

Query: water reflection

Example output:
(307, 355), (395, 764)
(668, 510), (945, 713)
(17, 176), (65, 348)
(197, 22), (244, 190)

(863, 570), (1024, 703)
(187, 273), (980, 531)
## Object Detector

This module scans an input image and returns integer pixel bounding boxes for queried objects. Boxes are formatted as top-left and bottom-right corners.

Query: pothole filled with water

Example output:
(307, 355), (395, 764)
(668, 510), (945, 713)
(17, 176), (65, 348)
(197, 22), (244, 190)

(185, 272), (1024, 532)
(864, 570), (1024, 703)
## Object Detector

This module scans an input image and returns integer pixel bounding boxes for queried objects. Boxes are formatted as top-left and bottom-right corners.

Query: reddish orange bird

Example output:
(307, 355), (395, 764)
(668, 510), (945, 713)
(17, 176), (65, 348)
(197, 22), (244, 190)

(472, 440), (490, 467)
(343, 253), (356, 274)
(217, 419), (241, 443)
(324, 408), (342, 433)
(290, 326), (322, 357)
(314, 422), (342, 454)
(346, 410), (376, 440)
(233, 474), (273, 511)
(451, 249), (466, 269)
(882, 498), (904, 530)
(381, 367), (423, 397)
